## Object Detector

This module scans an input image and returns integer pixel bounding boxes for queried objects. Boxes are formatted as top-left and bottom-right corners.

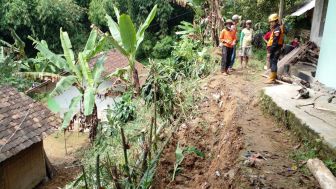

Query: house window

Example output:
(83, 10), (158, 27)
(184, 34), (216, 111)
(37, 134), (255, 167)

(319, 0), (329, 37)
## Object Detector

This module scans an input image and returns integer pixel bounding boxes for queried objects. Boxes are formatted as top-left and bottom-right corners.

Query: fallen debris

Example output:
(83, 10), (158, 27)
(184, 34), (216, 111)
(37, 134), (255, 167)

(295, 87), (310, 99)
(243, 151), (267, 167)
(307, 158), (336, 189)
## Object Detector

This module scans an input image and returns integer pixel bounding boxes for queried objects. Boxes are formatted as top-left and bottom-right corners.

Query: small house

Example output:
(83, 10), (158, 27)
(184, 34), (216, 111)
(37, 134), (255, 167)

(0, 86), (60, 189)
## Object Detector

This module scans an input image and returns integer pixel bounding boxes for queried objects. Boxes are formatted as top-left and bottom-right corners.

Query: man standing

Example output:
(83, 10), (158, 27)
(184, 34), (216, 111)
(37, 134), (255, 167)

(239, 20), (254, 69)
(219, 19), (237, 75)
(229, 14), (240, 72)
(265, 13), (284, 84)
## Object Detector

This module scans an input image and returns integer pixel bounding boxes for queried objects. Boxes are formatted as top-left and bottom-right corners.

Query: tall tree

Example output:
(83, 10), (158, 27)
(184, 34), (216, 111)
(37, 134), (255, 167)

(279, 0), (285, 24)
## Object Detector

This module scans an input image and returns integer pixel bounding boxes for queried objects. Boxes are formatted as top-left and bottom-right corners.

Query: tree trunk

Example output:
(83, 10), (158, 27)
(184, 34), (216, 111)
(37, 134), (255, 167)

(307, 158), (336, 189)
(279, 0), (285, 24)
(209, 0), (223, 46)
(133, 68), (141, 95)
(89, 104), (98, 142)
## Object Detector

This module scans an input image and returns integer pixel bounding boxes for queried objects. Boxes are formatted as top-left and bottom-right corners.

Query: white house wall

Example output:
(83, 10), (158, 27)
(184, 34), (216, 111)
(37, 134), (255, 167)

(316, 0), (336, 89)
(310, 0), (326, 46)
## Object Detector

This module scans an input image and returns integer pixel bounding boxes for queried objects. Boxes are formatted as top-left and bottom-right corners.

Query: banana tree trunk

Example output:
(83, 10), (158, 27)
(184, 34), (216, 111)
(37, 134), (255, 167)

(133, 68), (141, 95)
(89, 104), (98, 142)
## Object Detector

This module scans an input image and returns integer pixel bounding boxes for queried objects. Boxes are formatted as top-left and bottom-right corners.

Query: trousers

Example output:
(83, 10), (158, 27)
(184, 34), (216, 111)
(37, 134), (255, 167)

(270, 48), (281, 72)
(221, 46), (234, 71)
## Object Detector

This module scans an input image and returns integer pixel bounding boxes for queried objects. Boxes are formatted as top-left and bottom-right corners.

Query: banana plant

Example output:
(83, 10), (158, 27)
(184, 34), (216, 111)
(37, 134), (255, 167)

(30, 28), (108, 141)
(105, 4), (158, 94)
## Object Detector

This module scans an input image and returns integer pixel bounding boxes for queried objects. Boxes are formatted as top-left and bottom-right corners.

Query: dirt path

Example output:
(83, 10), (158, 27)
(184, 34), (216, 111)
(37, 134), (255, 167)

(154, 69), (319, 189)
(37, 132), (89, 189)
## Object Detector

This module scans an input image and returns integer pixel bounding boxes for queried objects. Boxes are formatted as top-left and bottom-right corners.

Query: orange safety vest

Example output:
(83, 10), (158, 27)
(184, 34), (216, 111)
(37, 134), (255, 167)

(267, 25), (285, 47)
(219, 28), (237, 48)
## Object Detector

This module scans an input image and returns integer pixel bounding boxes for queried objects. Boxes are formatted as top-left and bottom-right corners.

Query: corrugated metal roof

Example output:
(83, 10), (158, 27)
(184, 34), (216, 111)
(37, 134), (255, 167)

(291, 0), (315, 16)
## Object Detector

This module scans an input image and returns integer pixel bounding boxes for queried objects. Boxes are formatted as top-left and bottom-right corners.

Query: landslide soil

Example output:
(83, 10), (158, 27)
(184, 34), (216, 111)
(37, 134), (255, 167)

(153, 69), (319, 189)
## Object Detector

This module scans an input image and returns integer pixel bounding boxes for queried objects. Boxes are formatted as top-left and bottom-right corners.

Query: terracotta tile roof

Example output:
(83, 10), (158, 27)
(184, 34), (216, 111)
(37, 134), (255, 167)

(0, 86), (60, 162)
(90, 49), (147, 78)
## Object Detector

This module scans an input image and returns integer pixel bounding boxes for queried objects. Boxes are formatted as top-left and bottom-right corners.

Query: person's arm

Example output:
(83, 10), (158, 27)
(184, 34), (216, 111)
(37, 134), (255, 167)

(232, 31), (237, 46)
(263, 32), (270, 43)
(270, 28), (280, 53)
(219, 30), (224, 43)
(239, 31), (245, 47)
(251, 29), (254, 41)
(263, 35), (268, 43)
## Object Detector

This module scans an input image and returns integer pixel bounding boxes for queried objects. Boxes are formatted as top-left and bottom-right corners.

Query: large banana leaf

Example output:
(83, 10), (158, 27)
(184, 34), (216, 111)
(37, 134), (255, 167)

(106, 15), (122, 44)
(16, 72), (61, 81)
(47, 97), (61, 113)
(60, 29), (82, 80)
(85, 36), (108, 60)
(119, 14), (137, 54)
(107, 36), (128, 56)
(92, 55), (106, 87)
(49, 75), (78, 97)
(105, 66), (130, 83)
(62, 95), (82, 129)
(136, 5), (158, 50)
(84, 87), (95, 116)
(113, 5), (120, 22)
(84, 29), (98, 55)
(78, 52), (93, 86)
(29, 37), (68, 70)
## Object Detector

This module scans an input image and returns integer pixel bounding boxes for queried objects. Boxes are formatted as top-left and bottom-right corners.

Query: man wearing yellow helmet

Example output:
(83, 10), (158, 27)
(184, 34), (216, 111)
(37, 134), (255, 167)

(265, 13), (285, 84)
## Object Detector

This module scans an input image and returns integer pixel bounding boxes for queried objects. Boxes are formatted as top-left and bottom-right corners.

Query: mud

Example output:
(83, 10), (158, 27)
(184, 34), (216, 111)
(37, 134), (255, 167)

(153, 70), (319, 189)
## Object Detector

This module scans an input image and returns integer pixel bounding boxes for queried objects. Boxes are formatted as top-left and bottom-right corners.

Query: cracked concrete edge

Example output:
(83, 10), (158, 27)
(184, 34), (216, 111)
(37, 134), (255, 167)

(259, 90), (336, 159)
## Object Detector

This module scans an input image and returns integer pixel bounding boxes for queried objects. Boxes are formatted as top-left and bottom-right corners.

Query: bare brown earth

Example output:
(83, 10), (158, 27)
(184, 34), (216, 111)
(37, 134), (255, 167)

(153, 69), (319, 189)
(36, 131), (89, 189)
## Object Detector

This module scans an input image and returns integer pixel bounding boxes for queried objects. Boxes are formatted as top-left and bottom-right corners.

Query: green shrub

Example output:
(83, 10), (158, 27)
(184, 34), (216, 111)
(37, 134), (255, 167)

(136, 33), (157, 59)
(152, 36), (174, 59)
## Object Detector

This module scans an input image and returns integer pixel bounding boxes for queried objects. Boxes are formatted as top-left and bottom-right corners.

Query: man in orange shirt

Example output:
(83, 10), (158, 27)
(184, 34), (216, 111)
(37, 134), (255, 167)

(219, 19), (237, 75)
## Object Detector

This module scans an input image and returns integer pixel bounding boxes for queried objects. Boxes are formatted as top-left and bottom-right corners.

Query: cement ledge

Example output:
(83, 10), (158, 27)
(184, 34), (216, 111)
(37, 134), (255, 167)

(260, 84), (336, 159)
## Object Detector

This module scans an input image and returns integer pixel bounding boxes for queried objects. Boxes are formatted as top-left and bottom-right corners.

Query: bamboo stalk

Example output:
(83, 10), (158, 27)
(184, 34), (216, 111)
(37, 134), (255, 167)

(64, 130), (68, 155)
(148, 117), (154, 161)
(81, 165), (88, 189)
(141, 131), (148, 175)
(120, 127), (131, 182)
(96, 155), (101, 189)
(153, 67), (158, 153)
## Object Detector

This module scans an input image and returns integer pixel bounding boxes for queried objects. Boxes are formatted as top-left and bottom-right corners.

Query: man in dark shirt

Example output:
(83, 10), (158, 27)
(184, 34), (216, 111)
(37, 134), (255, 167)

(265, 13), (284, 84)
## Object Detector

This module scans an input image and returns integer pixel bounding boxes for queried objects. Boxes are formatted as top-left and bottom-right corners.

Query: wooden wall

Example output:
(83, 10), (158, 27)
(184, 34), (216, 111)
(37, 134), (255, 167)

(0, 142), (46, 189)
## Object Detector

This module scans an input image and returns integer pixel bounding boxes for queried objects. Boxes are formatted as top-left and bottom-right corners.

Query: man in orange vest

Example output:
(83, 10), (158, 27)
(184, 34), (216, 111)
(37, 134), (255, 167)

(266, 13), (284, 84)
(219, 19), (237, 75)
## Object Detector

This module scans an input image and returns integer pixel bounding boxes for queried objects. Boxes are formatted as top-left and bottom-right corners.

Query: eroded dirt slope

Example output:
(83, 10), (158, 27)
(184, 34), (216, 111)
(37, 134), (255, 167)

(153, 70), (319, 189)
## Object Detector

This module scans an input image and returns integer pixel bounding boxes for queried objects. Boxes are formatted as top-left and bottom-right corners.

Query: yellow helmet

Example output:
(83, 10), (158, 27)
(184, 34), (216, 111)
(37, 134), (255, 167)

(268, 13), (279, 22)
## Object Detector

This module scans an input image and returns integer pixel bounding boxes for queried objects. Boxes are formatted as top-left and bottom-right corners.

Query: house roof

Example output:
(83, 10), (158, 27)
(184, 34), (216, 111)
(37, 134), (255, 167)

(291, 0), (315, 16)
(0, 86), (60, 162)
(90, 49), (145, 76)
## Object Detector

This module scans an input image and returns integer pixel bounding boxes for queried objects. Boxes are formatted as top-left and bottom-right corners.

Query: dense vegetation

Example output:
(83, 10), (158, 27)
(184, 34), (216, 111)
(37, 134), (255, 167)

(4, 0), (335, 188)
